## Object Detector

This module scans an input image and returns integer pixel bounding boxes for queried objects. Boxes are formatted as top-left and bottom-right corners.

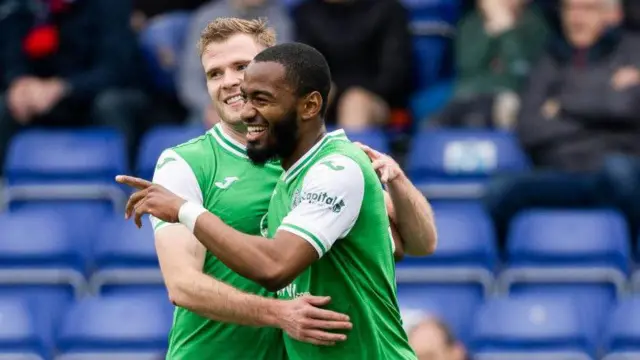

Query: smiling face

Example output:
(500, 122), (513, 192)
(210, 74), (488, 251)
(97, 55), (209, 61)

(240, 61), (300, 165)
(201, 33), (265, 130)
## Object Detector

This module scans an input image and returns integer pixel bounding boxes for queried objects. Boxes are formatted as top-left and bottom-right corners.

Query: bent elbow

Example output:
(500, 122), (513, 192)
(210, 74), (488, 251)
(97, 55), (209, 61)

(167, 284), (187, 308)
(165, 276), (193, 308)
(256, 266), (293, 292)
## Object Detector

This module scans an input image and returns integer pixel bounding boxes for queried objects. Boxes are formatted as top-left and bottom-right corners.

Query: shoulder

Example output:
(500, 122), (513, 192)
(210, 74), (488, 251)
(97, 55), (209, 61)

(302, 154), (364, 191)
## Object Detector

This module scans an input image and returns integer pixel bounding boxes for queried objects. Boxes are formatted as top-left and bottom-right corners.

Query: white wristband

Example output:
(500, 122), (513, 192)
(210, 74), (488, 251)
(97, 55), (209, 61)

(178, 202), (207, 233)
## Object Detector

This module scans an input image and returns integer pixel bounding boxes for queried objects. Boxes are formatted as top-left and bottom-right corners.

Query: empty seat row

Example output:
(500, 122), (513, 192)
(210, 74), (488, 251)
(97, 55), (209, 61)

(400, 292), (640, 360)
(4, 290), (640, 360)
(0, 294), (171, 360)
(3, 127), (527, 191)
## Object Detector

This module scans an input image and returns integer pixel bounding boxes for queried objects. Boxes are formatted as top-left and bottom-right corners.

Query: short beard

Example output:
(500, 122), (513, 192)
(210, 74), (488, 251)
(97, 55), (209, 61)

(247, 109), (299, 166)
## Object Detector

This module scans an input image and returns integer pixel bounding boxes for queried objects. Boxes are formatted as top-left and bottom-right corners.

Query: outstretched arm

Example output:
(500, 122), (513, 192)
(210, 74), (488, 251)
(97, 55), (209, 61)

(144, 151), (351, 345)
(358, 143), (437, 257)
(116, 155), (365, 292)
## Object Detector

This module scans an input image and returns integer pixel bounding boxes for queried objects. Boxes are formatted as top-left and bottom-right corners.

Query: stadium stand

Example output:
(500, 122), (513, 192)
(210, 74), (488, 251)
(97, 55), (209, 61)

(4, 0), (640, 358)
(406, 129), (530, 200)
(56, 294), (173, 360)
(471, 297), (595, 360)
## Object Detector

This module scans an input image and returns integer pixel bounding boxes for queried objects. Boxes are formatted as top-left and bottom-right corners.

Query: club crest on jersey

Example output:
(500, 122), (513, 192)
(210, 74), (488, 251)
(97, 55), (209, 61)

(291, 189), (345, 213)
(259, 213), (269, 237)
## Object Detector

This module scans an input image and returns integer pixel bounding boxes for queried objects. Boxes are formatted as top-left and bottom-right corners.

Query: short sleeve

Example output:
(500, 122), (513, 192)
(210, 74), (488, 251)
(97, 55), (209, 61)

(277, 154), (365, 257)
(149, 149), (204, 232)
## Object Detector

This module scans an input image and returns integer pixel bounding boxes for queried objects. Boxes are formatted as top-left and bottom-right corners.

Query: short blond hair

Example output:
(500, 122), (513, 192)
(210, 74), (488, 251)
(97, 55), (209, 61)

(197, 18), (276, 56)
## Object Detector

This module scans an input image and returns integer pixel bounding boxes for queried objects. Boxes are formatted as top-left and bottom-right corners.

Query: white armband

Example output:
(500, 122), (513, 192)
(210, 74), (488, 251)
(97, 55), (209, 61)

(178, 201), (207, 233)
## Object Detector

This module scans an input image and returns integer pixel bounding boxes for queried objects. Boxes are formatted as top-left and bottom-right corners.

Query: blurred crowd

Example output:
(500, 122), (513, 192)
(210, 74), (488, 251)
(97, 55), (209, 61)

(3, 0), (640, 358)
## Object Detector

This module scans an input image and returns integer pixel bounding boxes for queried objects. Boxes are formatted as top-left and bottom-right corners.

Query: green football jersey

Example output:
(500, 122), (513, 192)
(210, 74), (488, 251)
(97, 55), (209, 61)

(266, 130), (416, 359)
(150, 124), (285, 360)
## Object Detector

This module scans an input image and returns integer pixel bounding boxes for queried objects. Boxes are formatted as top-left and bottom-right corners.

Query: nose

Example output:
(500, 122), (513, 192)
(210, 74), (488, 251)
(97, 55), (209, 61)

(240, 100), (257, 123)
(222, 69), (242, 89)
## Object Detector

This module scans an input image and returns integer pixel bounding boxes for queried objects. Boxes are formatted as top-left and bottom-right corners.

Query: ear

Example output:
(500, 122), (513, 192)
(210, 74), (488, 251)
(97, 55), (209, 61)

(299, 91), (323, 121)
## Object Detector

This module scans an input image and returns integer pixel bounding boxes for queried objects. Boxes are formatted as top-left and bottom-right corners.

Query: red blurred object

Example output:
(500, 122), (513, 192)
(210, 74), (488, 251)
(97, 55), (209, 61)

(389, 108), (411, 130)
(24, 25), (59, 59)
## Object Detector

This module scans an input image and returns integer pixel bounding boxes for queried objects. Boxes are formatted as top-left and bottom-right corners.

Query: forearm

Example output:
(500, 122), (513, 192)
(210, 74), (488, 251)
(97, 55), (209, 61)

(191, 211), (280, 286)
(387, 173), (437, 256)
(170, 269), (282, 327)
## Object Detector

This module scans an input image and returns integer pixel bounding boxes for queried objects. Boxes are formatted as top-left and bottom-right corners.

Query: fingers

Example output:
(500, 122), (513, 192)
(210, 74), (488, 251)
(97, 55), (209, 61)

(302, 329), (347, 345)
(116, 175), (153, 190)
(372, 159), (389, 184)
(306, 306), (351, 322)
(133, 197), (149, 229)
(125, 189), (149, 219)
(303, 295), (331, 307)
(306, 319), (353, 330)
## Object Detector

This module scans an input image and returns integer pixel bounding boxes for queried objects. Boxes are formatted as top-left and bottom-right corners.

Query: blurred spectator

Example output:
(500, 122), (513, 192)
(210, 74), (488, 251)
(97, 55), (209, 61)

(0, 0), (149, 172)
(485, 0), (640, 242)
(177, 0), (292, 128)
(293, 0), (413, 130)
(131, 0), (207, 32)
(429, 0), (549, 129)
(407, 316), (468, 360)
(517, 0), (640, 172)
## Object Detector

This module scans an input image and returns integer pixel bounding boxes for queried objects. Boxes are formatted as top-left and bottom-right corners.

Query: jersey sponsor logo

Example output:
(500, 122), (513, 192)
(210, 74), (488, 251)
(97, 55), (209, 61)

(277, 282), (310, 299)
(259, 213), (269, 237)
(319, 160), (345, 171)
(215, 176), (239, 189)
(292, 189), (345, 213)
(156, 156), (176, 170)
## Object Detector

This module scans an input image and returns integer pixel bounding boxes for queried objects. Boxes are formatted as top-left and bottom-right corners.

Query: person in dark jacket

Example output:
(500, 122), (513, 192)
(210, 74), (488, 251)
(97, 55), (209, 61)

(428, 0), (549, 130)
(293, 0), (414, 130)
(517, 0), (640, 172)
(0, 0), (149, 171)
(485, 0), (640, 242)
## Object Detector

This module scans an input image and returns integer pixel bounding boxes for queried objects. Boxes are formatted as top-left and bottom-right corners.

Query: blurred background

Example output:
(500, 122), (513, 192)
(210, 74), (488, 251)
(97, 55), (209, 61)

(2, 0), (640, 359)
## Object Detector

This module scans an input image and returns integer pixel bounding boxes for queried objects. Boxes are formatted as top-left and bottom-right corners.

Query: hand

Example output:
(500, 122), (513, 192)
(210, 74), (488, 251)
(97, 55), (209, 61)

(355, 142), (405, 184)
(7, 77), (38, 123)
(30, 78), (67, 116)
(541, 99), (559, 119)
(612, 66), (640, 90)
(277, 295), (352, 346)
(116, 175), (186, 228)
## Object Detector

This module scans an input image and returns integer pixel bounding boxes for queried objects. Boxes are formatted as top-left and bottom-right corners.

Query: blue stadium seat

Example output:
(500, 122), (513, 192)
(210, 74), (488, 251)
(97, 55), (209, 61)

(400, 0), (461, 24)
(397, 283), (483, 344)
(471, 297), (594, 360)
(498, 209), (630, 298)
(138, 11), (191, 94)
(412, 36), (452, 89)
(509, 284), (614, 340)
(345, 129), (390, 154)
(5, 129), (126, 184)
(0, 286), (73, 343)
(410, 80), (454, 123)
(56, 294), (173, 359)
(90, 218), (161, 294)
(396, 206), (496, 294)
(628, 233), (640, 291)
(0, 212), (86, 295)
(137, 125), (205, 180)
(0, 298), (48, 360)
(603, 296), (640, 360)
(406, 130), (529, 199)
(3, 128), (128, 211)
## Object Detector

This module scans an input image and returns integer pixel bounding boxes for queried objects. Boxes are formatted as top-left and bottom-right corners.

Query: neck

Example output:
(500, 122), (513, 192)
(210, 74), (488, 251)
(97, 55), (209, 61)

(219, 121), (248, 146)
(281, 124), (326, 171)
